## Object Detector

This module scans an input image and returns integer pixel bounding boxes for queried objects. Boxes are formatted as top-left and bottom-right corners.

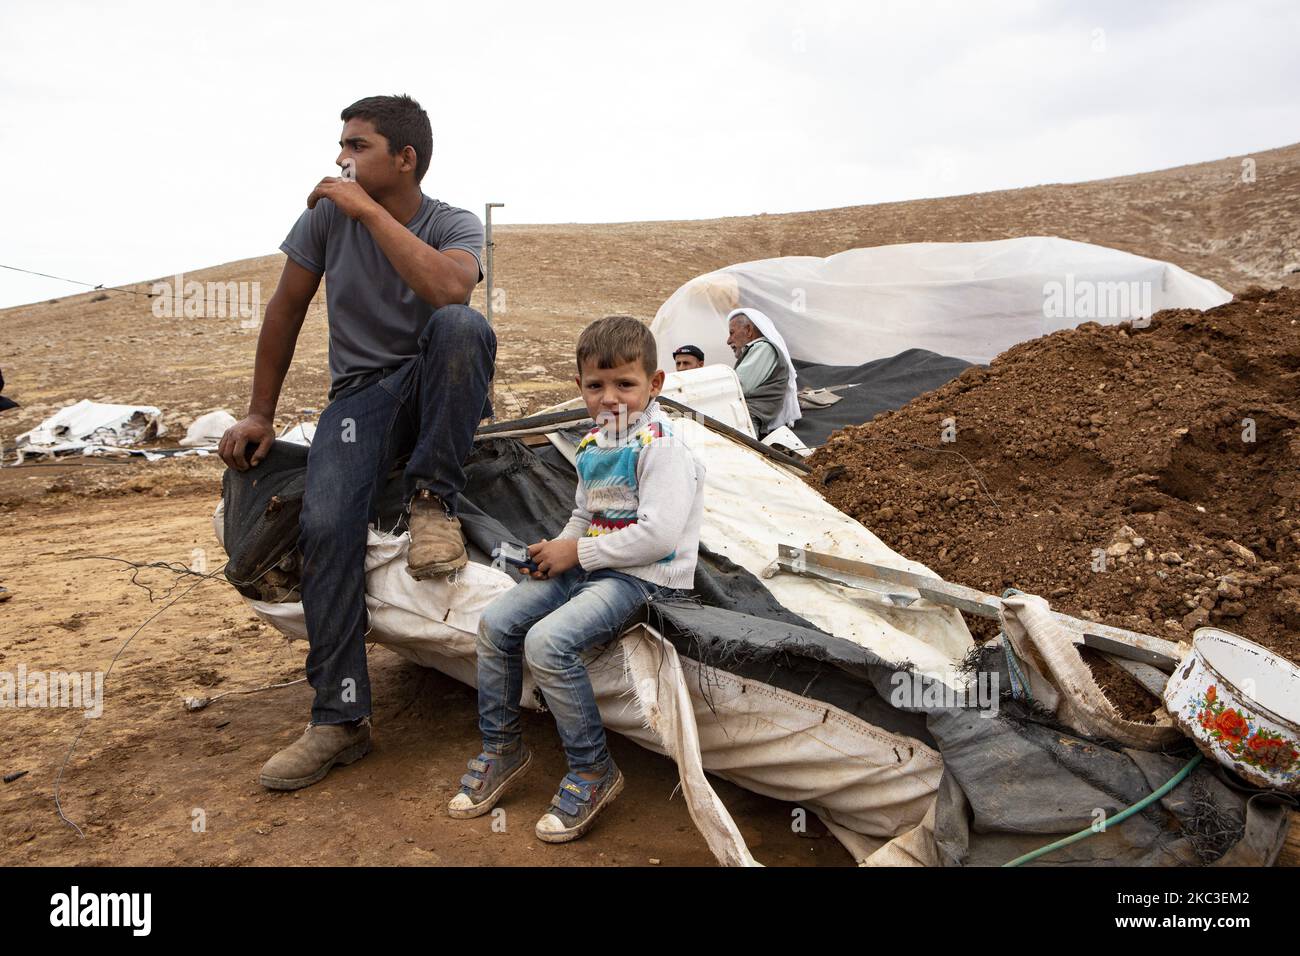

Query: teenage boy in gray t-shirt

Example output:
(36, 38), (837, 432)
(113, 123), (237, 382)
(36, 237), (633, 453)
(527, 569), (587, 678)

(218, 93), (494, 791)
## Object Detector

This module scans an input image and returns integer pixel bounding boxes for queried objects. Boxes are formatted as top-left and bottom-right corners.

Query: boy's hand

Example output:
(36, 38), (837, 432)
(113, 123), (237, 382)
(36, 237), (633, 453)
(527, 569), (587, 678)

(526, 538), (580, 579)
(307, 177), (380, 221)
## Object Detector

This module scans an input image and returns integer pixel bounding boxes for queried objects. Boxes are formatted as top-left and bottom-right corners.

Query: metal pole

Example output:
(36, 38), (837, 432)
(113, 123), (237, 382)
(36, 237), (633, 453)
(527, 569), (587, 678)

(485, 202), (504, 420)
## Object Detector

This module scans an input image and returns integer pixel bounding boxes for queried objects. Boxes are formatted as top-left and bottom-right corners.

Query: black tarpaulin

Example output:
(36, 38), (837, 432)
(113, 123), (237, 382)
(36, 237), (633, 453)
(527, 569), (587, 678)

(792, 349), (972, 446)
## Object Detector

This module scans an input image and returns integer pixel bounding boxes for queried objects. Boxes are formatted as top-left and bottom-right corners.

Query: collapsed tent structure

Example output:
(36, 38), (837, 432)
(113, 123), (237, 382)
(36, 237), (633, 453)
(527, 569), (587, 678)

(651, 236), (1232, 449)
(216, 239), (1290, 866)
(650, 236), (1232, 373)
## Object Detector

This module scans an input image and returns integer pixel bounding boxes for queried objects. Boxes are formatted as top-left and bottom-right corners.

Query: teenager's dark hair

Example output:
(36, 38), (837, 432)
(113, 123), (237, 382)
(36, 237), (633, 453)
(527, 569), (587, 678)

(340, 94), (433, 183)
(576, 315), (658, 378)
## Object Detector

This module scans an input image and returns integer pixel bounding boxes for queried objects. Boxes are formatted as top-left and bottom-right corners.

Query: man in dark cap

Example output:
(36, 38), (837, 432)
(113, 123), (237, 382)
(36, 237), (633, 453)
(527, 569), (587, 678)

(672, 345), (705, 372)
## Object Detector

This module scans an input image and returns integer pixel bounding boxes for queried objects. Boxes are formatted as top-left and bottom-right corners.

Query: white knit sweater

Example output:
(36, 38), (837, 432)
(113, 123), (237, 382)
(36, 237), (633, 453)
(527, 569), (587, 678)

(555, 401), (705, 590)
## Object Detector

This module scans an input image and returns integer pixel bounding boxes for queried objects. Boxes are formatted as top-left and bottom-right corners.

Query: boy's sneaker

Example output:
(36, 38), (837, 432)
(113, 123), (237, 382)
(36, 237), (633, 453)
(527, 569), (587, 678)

(535, 763), (625, 844)
(447, 746), (533, 819)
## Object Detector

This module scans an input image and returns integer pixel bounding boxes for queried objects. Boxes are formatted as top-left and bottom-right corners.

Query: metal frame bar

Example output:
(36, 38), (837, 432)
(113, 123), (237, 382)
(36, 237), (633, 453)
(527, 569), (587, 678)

(775, 544), (1183, 673)
(472, 399), (813, 474)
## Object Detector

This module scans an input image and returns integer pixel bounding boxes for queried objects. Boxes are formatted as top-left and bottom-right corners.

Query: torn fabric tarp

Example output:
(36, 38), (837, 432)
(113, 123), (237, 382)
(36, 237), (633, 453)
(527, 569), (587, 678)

(15, 399), (166, 461)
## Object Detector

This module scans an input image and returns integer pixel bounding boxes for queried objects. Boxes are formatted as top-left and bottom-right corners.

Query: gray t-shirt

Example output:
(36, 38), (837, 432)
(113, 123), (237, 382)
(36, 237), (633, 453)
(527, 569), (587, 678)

(280, 194), (484, 396)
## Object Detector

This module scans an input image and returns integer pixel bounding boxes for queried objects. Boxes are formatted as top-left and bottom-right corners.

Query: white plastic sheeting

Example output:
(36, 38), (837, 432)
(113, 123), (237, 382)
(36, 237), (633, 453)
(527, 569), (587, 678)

(180, 410), (237, 448)
(650, 237), (1233, 374)
(11, 403), (316, 462)
(14, 399), (166, 461)
(761, 425), (812, 457)
(278, 422), (317, 446)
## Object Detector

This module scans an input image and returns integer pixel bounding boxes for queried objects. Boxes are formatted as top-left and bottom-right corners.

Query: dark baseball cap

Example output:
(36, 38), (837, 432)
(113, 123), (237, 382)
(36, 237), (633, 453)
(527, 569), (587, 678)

(672, 345), (705, 361)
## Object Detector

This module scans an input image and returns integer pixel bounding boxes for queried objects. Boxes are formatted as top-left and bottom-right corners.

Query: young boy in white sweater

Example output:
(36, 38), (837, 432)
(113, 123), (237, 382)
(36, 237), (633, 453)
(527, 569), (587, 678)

(448, 315), (705, 842)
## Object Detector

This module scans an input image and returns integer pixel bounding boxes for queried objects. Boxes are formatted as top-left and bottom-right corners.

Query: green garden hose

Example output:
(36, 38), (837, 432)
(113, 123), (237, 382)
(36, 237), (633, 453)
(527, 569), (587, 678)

(1002, 752), (1204, 867)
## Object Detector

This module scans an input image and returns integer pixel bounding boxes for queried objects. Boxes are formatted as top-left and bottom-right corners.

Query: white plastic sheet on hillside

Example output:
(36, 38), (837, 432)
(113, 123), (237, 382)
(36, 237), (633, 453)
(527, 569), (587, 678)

(15, 399), (166, 461)
(650, 236), (1233, 375)
(180, 410), (237, 448)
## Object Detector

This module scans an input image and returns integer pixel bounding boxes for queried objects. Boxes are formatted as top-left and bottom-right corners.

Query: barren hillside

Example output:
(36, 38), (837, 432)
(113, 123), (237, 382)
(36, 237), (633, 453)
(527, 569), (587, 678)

(2, 143), (1298, 868)
(2, 141), (1297, 441)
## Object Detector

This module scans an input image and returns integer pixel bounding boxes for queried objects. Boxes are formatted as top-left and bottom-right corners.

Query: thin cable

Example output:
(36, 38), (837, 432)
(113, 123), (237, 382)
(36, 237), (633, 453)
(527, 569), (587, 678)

(197, 676), (306, 707)
(53, 562), (228, 838)
(72, 555), (211, 603)
(0, 262), (159, 298)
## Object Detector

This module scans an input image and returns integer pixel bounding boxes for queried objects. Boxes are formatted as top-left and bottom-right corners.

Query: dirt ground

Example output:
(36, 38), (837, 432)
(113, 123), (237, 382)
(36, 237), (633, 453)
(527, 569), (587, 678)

(0, 461), (847, 866)
(2, 142), (1299, 866)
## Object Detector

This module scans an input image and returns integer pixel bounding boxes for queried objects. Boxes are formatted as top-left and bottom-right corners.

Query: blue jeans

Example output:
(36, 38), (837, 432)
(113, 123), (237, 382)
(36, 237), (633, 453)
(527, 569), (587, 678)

(477, 566), (684, 774)
(299, 304), (496, 725)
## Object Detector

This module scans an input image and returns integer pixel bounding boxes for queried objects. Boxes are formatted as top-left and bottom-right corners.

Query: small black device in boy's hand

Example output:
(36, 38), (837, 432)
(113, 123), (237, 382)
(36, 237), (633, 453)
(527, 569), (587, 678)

(492, 541), (540, 574)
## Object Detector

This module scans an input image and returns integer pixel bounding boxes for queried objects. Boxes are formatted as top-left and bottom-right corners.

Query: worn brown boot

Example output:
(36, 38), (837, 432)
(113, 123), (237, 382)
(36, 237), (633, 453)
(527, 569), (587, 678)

(406, 489), (467, 579)
(259, 719), (372, 791)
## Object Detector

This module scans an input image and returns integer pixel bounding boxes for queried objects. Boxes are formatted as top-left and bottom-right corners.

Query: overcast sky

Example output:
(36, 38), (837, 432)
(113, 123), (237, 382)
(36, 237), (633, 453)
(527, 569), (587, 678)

(1, 0), (1297, 308)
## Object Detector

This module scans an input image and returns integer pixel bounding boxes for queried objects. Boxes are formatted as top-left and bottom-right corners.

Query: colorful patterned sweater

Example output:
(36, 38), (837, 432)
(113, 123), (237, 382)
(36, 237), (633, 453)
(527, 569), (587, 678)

(556, 400), (705, 590)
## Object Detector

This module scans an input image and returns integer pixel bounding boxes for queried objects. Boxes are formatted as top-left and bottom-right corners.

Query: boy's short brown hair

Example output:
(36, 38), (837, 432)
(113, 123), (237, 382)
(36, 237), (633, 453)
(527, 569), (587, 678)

(575, 315), (658, 379)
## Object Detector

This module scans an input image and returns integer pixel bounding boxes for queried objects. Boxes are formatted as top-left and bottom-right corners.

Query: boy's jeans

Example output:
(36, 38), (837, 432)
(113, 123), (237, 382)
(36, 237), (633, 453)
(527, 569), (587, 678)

(477, 565), (684, 774)
(298, 304), (496, 725)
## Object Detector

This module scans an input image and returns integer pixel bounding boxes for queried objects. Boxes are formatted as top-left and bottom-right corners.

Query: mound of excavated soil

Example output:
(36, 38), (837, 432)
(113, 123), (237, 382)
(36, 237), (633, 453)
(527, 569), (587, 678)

(807, 287), (1300, 714)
